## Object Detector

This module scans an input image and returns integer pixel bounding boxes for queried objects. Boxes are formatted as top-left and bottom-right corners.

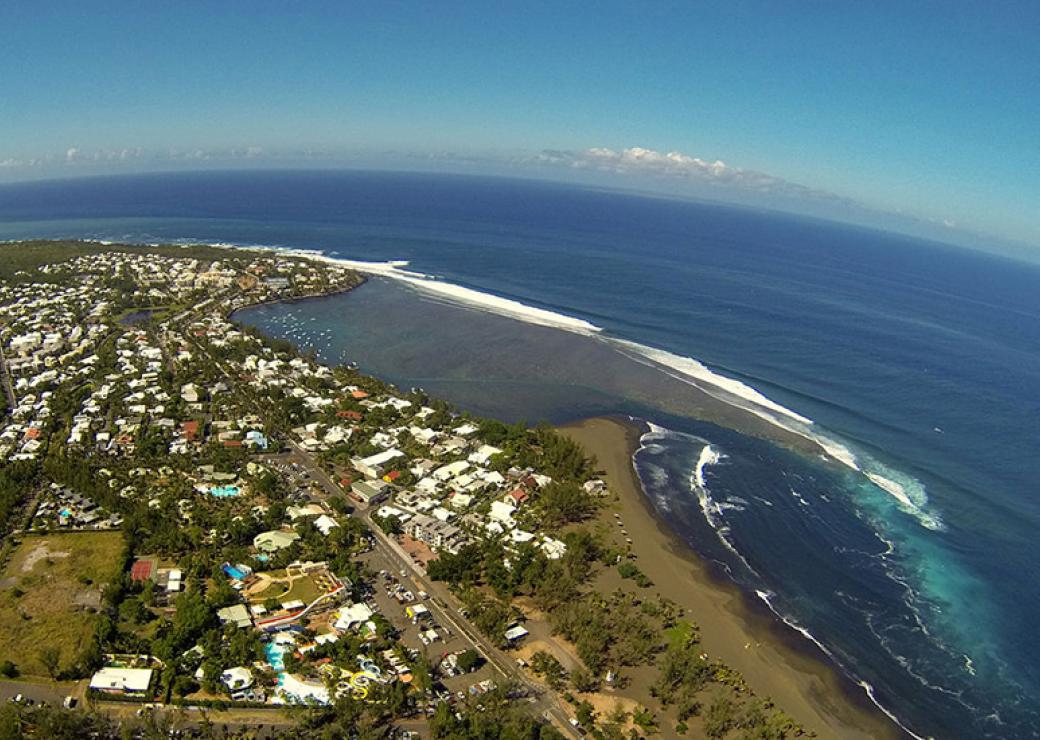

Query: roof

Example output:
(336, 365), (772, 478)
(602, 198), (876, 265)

(217, 603), (253, 628)
(313, 514), (339, 535)
(221, 666), (254, 690)
(89, 667), (153, 693)
(357, 448), (404, 469)
(504, 625), (529, 641)
(335, 602), (374, 631)
(351, 479), (389, 500)
(253, 530), (301, 552)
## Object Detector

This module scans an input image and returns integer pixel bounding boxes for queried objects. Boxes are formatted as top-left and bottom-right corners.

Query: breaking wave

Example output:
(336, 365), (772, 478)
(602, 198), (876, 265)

(311, 252), (604, 334)
(753, 590), (929, 740)
(208, 240), (944, 533)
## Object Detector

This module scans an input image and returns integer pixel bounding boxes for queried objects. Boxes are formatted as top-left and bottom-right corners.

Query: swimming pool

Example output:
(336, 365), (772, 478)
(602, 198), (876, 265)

(223, 563), (247, 580)
(209, 485), (241, 497)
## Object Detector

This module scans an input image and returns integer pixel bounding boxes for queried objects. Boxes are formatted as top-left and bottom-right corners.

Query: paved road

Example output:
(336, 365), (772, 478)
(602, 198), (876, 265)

(358, 509), (579, 738)
(177, 297), (579, 737)
(0, 678), (71, 707)
(0, 340), (18, 412)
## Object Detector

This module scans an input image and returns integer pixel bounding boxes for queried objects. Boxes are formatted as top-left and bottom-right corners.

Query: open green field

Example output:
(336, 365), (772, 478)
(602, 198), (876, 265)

(251, 570), (323, 606)
(0, 532), (125, 677)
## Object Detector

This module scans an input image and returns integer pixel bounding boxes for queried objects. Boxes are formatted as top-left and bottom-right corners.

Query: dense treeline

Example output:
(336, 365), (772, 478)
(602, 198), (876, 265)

(0, 460), (36, 536)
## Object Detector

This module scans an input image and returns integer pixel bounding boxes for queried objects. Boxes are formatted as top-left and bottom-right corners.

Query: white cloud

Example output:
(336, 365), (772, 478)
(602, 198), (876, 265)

(65, 147), (81, 162)
(536, 145), (845, 203)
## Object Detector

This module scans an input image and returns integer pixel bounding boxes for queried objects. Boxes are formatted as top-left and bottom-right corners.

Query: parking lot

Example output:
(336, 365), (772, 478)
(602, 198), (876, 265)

(357, 551), (501, 703)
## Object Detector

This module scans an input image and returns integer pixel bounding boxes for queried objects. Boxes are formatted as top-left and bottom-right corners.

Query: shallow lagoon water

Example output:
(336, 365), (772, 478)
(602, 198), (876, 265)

(3, 170), (1040, 738)
(238, 277), (1031, 739)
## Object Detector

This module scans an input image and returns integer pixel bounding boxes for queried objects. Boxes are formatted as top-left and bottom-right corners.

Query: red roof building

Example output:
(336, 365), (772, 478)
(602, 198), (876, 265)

(180, 420), (200, 442)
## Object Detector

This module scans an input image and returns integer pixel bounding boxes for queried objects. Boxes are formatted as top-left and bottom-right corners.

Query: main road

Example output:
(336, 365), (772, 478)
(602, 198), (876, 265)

(187, 297), (579, 738)
(283, 438), (579, 737)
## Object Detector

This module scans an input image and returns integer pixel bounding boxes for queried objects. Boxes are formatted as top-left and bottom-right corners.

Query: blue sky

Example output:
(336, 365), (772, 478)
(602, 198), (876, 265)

(1, 2), (1038, 248)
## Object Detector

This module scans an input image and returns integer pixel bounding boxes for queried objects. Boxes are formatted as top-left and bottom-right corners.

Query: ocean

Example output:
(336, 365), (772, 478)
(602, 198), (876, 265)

(2, 170), (1038, 738)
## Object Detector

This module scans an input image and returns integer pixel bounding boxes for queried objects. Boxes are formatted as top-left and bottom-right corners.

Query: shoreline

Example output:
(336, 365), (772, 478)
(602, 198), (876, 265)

(200, 242), (899, 736)
(559, 416), (903, 740)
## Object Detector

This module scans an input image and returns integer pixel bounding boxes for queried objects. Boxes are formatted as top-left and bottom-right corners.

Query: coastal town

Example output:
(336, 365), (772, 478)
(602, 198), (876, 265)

(0, 241), (807, 739)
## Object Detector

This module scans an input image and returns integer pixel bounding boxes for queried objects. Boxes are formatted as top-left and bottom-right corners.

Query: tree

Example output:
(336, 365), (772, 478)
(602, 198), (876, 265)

(530, 651), (567, 690)
(576, 700), (596, 728)
(411, 652), (434, 694)
(704, 697), (737, 739)
(38, 646), (61, 681)
(426, 544), (483, 585)
(372, 514), (402, 535)
(570, 665), (598, 693)
(0, 661), (17, 678)
(539, 481), (594, 526)
(430, 700), (463, 738)
(456, 648), (482, 674)
(171, 675), (199, 698)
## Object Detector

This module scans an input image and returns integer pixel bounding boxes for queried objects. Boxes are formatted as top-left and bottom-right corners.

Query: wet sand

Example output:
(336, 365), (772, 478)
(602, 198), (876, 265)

(559, 416), (902, 740)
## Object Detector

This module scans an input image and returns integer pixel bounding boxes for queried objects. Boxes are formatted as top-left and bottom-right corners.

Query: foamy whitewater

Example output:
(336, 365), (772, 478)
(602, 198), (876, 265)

(312, 252), (604, 334)
(3, 169), (1036, 739)
(165, 236), (950, 535)
(307, 246), (944, 533)
(640, 423), (932, 740)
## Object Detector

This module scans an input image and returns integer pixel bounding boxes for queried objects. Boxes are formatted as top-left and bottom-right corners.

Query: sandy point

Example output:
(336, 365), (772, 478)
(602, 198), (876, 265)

(558, 416), (903, 740)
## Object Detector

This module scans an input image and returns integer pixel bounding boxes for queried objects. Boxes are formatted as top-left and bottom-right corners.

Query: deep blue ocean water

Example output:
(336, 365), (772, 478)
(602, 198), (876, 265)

(2, 170), (1039, 738)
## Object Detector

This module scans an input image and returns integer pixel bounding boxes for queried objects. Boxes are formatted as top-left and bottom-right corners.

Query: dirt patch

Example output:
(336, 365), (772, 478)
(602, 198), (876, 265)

(400, 535), (436, 567)
(577, 691), (642, 730)
(72, 588), (103, 609)
(21, 543), (70, 572)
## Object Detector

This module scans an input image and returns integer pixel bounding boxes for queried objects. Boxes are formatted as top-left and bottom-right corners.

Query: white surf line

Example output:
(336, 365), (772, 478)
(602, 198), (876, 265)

(233, 242), (941, 530)
(307, 252), (604, 335)
(611, 338), (814, 426)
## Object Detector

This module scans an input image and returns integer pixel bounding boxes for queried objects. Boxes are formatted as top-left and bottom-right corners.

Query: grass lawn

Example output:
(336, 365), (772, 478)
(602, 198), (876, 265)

(0, 532), (125, 677)
(281, 576), (322, 605)
(251, 571), (323, 606)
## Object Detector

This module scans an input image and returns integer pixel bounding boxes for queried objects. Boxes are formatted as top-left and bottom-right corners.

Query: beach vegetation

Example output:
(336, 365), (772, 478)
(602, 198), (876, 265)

(537, 480), (597, 526)
(705, 696), (739, 738)
(617, 559), (653, 587)
(632, 704), (659, 732)
(530, 650), (568, 689)
(570, 664), (599, 692)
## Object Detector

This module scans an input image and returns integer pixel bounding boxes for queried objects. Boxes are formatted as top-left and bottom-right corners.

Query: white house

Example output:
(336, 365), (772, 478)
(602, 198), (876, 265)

(89, 667), (153, 696)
